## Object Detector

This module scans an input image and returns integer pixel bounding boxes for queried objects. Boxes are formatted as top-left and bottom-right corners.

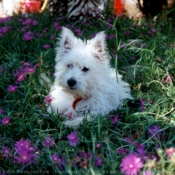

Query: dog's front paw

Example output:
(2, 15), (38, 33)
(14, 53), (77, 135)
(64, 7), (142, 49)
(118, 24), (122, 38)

(64, 117), (84, 128)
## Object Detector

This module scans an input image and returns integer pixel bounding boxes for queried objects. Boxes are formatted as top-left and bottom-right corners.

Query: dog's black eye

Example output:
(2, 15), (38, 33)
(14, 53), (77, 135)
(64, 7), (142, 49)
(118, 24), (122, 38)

(67, 64), (73, 68)
(82, 67), (89, 72)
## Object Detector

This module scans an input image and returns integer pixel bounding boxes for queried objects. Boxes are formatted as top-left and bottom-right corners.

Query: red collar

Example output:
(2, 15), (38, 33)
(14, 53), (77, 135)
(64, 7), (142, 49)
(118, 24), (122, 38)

(72, 97), (82, 109)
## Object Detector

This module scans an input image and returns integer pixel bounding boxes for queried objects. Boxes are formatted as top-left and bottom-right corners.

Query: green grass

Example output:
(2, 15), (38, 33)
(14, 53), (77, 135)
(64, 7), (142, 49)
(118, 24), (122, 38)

(0, 12), (175, 174)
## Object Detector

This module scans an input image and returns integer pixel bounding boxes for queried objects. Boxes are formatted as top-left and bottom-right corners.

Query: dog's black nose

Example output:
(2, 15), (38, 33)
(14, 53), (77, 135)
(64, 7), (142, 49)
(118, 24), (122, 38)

(67, 78), (77, 88)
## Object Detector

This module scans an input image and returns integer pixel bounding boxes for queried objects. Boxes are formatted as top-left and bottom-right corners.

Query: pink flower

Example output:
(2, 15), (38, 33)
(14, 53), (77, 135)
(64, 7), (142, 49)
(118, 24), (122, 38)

(143, 170), (154, 175)
(96, 143), (102, 149)
(166, 147), (175, 158)
(13, 62), (39, 83)
(42, 137), (55, 148)
(17, 72), (27, 82)
(164, 75), (173, 83)
(120, 154), (143, 175)
(157, 57), (162, 62)
(67, 131), (79, 146)
(44, 95), (53, 103)
(1, 117), (10, 125)
(24, 66), (36, 74)
(7, 84), (18, 92)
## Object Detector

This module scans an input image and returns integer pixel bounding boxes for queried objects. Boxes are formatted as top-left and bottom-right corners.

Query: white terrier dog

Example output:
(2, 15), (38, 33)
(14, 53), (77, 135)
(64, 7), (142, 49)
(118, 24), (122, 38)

(41, 27), (132, 127)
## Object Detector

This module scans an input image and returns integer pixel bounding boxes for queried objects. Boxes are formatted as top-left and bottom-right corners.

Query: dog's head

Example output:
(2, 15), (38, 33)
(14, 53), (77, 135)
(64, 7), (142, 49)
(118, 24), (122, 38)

(54, 27), (111, 98)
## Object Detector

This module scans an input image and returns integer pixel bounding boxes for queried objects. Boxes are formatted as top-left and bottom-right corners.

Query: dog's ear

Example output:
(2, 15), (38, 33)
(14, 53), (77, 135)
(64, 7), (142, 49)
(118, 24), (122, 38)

(88, 32), (109, 62)
(90, 32), (106, 53)
(55, 27), (78, 61)
(60, 27), (76, 50)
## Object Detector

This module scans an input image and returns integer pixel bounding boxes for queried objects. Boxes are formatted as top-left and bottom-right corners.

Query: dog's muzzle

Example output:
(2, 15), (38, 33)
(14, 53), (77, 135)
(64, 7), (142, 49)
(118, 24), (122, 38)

(67, 78), (77, 89)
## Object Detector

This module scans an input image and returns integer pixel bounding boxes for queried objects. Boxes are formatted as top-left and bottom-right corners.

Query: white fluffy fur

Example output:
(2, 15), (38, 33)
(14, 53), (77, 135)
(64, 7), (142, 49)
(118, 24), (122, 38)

(46, 27), (132, 127)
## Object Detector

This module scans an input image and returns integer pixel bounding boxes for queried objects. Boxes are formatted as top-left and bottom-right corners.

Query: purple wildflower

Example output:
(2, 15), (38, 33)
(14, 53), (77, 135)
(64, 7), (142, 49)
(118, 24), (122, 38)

(18, 18), (23, 22)
(110, 115), (119, 125)
(42, 44), (51, 49)
(16, 72), (27, 82)
(75, 28), (82, 35)
(54, 22), (59, 28)
(21, 26), (30, 32)
(54, 22), (62, 30)
(67, 131), (79, 146)
(15, 139), (34, 153)
(120, 44), (126, 49)
(15, 151), (37, 165)
(117, 148), (128, 155)
(42, 137), (55, 148)
(32, 20), (38, 26)
(24, 66), (36, 74)
(0, 108), (4, 115)
(0, 66), (6, 73)
(120, 154), (143, 175)
(14, 139), (37, 165)
(14, 62), (39, 82)
(136, 146), (146, 157)
(50, 35), (55, 40)
(0, 26), (9, 34)
(148, 125), (162, 138)
(140, 98), (145, 112)
(80, 151), (91, 159)
(42, 28), (49, 33)
(95, 155), (103, 167)
(22, 18), (32, 25)
(151, 28), (156, 33)
(51, 153), (65, 170)
(23, 31), (35, 41)
(23, 62), (31, 67)
(1, 147), (12, 159)
(1, 117), (10, 125)
(143, 170), (154, 175)
(7, 84), (18, 92)
(125, 30), (130, 37)
(141, 43), (146, 48)
(108, 24), (112, 29)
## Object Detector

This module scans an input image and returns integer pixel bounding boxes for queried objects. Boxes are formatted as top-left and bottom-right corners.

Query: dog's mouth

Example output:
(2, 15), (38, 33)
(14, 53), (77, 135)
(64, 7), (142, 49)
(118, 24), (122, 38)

(70, 87), (77, 90)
